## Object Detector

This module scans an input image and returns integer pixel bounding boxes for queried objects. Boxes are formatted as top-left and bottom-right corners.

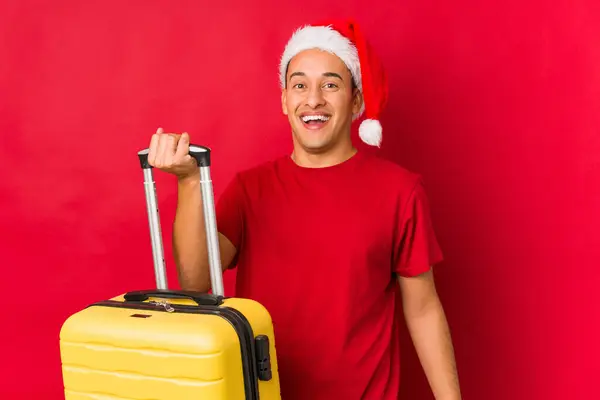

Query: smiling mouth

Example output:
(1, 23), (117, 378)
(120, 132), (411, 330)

(299, 114), (331, 130)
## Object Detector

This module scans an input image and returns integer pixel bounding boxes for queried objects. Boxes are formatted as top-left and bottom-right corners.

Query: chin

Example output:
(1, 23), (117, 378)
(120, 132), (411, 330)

(297, 136), (335, 153)
(292, 127), (328, 147)
(302, 142), (331, 152)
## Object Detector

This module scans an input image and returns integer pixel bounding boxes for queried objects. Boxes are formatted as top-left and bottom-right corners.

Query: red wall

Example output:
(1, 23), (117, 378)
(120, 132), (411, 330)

(1, 1), (598, 398)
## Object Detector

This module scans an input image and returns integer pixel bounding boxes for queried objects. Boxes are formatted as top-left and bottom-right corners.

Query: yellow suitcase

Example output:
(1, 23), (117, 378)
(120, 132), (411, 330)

(59, 144), (282, 399)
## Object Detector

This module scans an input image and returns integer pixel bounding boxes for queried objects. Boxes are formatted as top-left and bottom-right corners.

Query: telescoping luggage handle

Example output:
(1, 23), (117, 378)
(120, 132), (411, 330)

(136, 144), (225, 297)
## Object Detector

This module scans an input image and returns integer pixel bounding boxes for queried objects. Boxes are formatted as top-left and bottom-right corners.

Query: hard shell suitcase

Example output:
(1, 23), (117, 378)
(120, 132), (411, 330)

(59, 144), (282, 399)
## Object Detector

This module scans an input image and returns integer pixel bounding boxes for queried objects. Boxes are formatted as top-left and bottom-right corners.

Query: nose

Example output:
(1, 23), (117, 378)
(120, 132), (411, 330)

(305, 86), (326, 108)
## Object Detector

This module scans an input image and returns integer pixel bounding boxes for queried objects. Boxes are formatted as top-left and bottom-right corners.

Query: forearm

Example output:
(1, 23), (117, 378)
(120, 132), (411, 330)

(173, 173), (210, 292)
(404, 298), (461, 400)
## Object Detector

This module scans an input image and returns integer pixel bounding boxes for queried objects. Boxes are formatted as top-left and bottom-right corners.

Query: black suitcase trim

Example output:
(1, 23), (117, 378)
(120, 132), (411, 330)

(87, 299), (262, 400)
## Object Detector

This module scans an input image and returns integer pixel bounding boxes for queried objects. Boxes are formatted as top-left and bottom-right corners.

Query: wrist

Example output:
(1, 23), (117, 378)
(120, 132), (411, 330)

(177, 171), (200, 187)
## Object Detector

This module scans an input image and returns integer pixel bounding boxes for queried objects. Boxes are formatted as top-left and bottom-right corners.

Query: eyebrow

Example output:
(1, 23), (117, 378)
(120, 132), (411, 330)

(289, 72), (344, 81)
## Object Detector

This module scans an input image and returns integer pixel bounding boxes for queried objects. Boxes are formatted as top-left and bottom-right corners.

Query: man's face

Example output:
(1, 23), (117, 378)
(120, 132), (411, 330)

(281, 49), (363, 153)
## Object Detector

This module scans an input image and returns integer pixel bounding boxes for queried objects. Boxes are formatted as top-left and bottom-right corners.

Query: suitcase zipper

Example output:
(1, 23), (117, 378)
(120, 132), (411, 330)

(88, 299), (262, 400)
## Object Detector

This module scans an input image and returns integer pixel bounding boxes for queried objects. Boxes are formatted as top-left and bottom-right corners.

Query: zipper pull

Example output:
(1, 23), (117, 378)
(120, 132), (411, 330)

(150, 300), (174, 313)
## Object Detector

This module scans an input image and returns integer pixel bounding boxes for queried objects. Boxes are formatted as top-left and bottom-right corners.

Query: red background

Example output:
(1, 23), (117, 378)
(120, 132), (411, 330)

(1, 0), (598, 398)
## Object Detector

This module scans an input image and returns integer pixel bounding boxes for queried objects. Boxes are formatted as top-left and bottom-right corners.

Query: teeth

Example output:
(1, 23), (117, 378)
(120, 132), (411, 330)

(301, 115), (330, 122)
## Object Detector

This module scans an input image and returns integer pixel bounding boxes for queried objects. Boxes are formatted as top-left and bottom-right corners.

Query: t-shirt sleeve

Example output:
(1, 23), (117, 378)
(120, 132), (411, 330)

(392, 177), (444, 277)
(215, 173), (245, 269)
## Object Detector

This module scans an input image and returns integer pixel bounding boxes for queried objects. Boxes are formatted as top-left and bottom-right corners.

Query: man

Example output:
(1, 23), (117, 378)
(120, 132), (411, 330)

(147, 20), (461, 400)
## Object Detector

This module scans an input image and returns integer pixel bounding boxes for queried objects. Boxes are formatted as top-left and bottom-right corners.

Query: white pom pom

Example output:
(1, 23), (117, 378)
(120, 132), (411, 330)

(359, 119), (382, 147)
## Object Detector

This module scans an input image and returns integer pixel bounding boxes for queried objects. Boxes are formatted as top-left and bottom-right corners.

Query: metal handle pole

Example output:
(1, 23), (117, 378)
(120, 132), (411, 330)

(138, 149), (168, 290)
(199, 165), (224, 296)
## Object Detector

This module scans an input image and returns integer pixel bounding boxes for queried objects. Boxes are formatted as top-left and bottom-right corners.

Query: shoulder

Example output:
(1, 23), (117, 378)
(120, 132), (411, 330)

(357, 153), (435, 222)
(358, 152), (423, 193)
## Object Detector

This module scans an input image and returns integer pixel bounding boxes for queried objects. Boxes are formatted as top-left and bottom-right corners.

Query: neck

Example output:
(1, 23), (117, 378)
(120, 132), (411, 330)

(291, 140), (357, 168)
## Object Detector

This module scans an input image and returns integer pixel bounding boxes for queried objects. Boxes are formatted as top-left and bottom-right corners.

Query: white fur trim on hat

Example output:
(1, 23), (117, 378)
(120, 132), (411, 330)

(279, 25), (365, 118)
(359, 119), (382, 147)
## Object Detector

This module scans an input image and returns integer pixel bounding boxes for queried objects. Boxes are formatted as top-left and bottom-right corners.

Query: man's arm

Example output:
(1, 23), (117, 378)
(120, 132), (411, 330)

(173, 174), (237, 292)
(398, 268), (461, 400)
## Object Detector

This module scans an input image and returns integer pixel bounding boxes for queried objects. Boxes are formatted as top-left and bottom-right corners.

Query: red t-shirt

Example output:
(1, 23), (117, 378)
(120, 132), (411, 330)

(216, 150), (443, 400)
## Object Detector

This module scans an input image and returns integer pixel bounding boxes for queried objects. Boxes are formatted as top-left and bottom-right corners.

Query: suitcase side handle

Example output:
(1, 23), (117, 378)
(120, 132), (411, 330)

(124, 289), (224, 306)
(136, 143), (225, 297)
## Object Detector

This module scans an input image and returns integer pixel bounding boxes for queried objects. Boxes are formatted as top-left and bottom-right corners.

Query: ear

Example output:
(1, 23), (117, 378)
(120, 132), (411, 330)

(352, 88), (363, 116)
(281, 88), (288, 115)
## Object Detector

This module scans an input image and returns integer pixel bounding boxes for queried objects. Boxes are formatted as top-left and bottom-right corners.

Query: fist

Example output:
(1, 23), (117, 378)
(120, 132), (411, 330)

(148, 127), (198, 180)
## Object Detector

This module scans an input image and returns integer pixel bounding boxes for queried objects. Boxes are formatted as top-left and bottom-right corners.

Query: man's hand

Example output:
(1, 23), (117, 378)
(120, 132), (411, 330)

(148, 127), (198, 182)
(398, 269), (462, 400)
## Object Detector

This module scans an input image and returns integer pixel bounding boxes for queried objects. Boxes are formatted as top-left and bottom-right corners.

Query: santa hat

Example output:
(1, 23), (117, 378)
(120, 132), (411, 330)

(279, 20), (388, 147)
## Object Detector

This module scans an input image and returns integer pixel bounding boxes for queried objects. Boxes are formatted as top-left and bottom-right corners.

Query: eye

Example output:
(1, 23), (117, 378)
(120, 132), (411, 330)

(323, 83), (338, 89)
(293, 83), (306, 89)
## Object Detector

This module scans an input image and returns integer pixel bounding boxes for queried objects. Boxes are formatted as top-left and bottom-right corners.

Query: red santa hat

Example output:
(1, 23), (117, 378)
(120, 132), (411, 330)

(279, 20), (388, 147)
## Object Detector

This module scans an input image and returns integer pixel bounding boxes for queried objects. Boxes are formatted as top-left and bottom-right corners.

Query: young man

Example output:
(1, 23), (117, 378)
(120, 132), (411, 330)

(147, 20), (461, 400)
